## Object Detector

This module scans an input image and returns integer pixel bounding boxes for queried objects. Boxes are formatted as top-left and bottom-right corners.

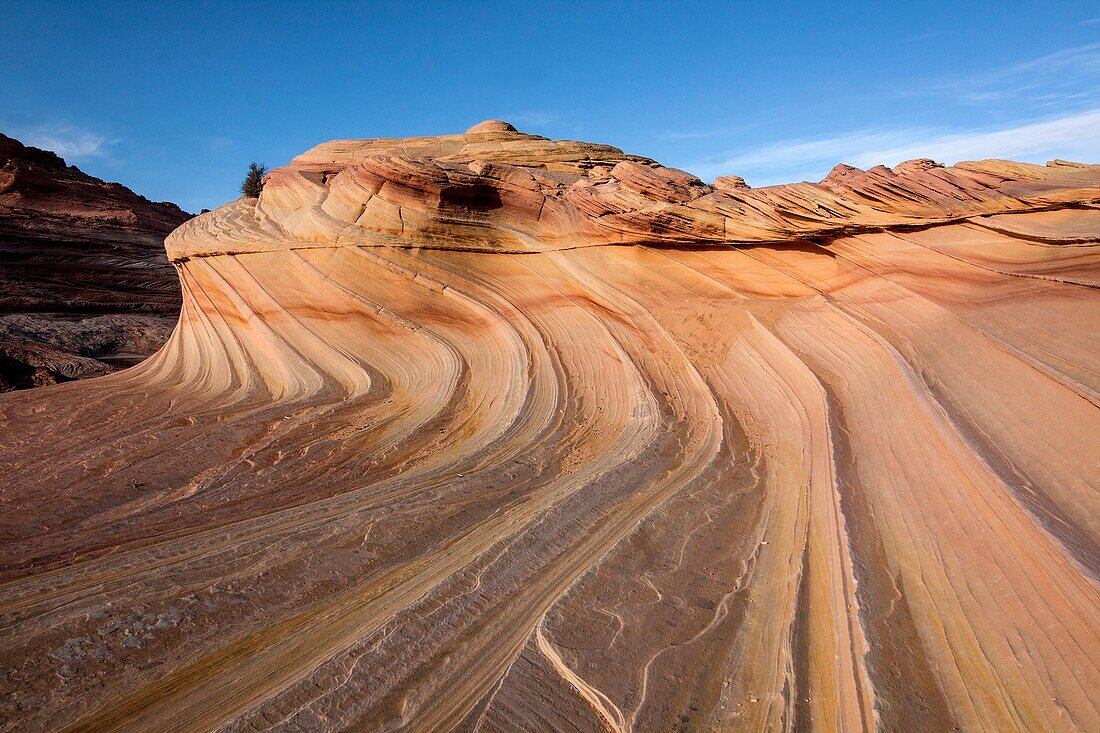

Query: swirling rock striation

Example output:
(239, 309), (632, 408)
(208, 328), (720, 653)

(0, 133), (191, 390)
(170, 122), (1100, 259)
(1, 122), (1098, 732)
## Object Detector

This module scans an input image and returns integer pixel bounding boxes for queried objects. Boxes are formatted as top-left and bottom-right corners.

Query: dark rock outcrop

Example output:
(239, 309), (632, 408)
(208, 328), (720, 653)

(0, 133), (191, 390)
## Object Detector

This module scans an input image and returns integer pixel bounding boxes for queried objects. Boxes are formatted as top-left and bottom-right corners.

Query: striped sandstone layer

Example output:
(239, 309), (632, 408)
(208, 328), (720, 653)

(1, 122), (1098, 732)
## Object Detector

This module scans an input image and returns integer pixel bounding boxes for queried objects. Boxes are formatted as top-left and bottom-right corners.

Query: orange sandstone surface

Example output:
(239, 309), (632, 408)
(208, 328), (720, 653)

(1, 122), (1098, 732)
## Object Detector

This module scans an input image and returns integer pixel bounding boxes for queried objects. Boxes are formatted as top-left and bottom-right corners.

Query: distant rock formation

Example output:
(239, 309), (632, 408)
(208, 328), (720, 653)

(1, 122), (1098, 732)
(171, 122), (1100, 260)
(0, 133), (191, 390)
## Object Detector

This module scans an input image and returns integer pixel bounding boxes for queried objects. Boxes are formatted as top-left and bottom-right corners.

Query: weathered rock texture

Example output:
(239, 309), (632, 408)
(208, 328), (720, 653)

(1, 122), (1098, 732)
(0, 133), (191, 390)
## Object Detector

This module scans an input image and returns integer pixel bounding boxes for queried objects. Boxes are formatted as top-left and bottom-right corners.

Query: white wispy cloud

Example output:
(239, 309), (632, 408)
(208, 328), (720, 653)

(6, 123), (117, 162)
(857, 109), (1100, 167)
(689, 108), (1100, 185)
(896, 42), (1100, 107)
(678, 42), (1100, 185)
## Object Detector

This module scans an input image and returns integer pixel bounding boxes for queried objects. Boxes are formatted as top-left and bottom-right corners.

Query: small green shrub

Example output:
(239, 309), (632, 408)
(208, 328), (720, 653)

(240, 162), (268, 198)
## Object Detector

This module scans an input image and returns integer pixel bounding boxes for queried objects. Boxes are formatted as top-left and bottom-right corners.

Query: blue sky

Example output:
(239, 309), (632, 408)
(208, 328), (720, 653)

(2, 1), (1098, 212)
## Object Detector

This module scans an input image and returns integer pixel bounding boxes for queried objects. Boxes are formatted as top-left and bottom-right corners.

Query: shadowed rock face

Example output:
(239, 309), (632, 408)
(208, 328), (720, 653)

(1, 123), (1098, 732)
(0, 133), (191, 390)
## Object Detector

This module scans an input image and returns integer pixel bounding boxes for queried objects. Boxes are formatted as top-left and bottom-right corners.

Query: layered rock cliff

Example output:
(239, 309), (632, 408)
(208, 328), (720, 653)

(0, 122), (1098, 732)
(0, 133), (191, 390)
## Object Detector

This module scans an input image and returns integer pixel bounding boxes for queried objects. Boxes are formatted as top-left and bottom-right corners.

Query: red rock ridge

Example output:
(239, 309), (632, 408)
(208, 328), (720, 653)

(0, 133), (192, 390)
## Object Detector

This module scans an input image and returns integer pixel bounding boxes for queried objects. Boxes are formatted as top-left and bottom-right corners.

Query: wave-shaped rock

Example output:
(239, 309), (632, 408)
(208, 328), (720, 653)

(0, 133), (191, 390)
(0, 122), (1098, 732)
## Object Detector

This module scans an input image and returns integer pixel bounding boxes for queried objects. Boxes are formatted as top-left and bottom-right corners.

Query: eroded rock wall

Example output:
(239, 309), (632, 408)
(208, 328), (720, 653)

(0, 133), (191, 390)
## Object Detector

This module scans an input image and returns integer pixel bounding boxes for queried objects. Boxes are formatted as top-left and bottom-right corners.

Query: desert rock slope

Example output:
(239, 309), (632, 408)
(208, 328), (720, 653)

(1, 121), (1098, 732)
(0, 133), (191, 390)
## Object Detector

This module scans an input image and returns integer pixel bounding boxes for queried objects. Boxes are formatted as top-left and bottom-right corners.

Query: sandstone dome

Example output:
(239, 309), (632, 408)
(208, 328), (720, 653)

(465, 119), (518, 133)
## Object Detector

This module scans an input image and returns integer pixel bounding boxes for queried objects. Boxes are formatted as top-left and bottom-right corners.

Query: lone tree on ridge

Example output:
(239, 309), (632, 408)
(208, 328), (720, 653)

(240, 162), (268, 198)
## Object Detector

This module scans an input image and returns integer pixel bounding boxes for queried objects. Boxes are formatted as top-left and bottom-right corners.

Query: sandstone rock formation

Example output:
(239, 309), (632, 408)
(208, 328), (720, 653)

(0, 133), (190, 390)
(0, 122), (1098, 732)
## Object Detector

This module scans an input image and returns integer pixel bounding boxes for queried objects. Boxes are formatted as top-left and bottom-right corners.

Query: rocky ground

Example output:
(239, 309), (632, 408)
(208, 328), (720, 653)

(0, 122), (1097, 732)
(0, 133), (190, 390)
